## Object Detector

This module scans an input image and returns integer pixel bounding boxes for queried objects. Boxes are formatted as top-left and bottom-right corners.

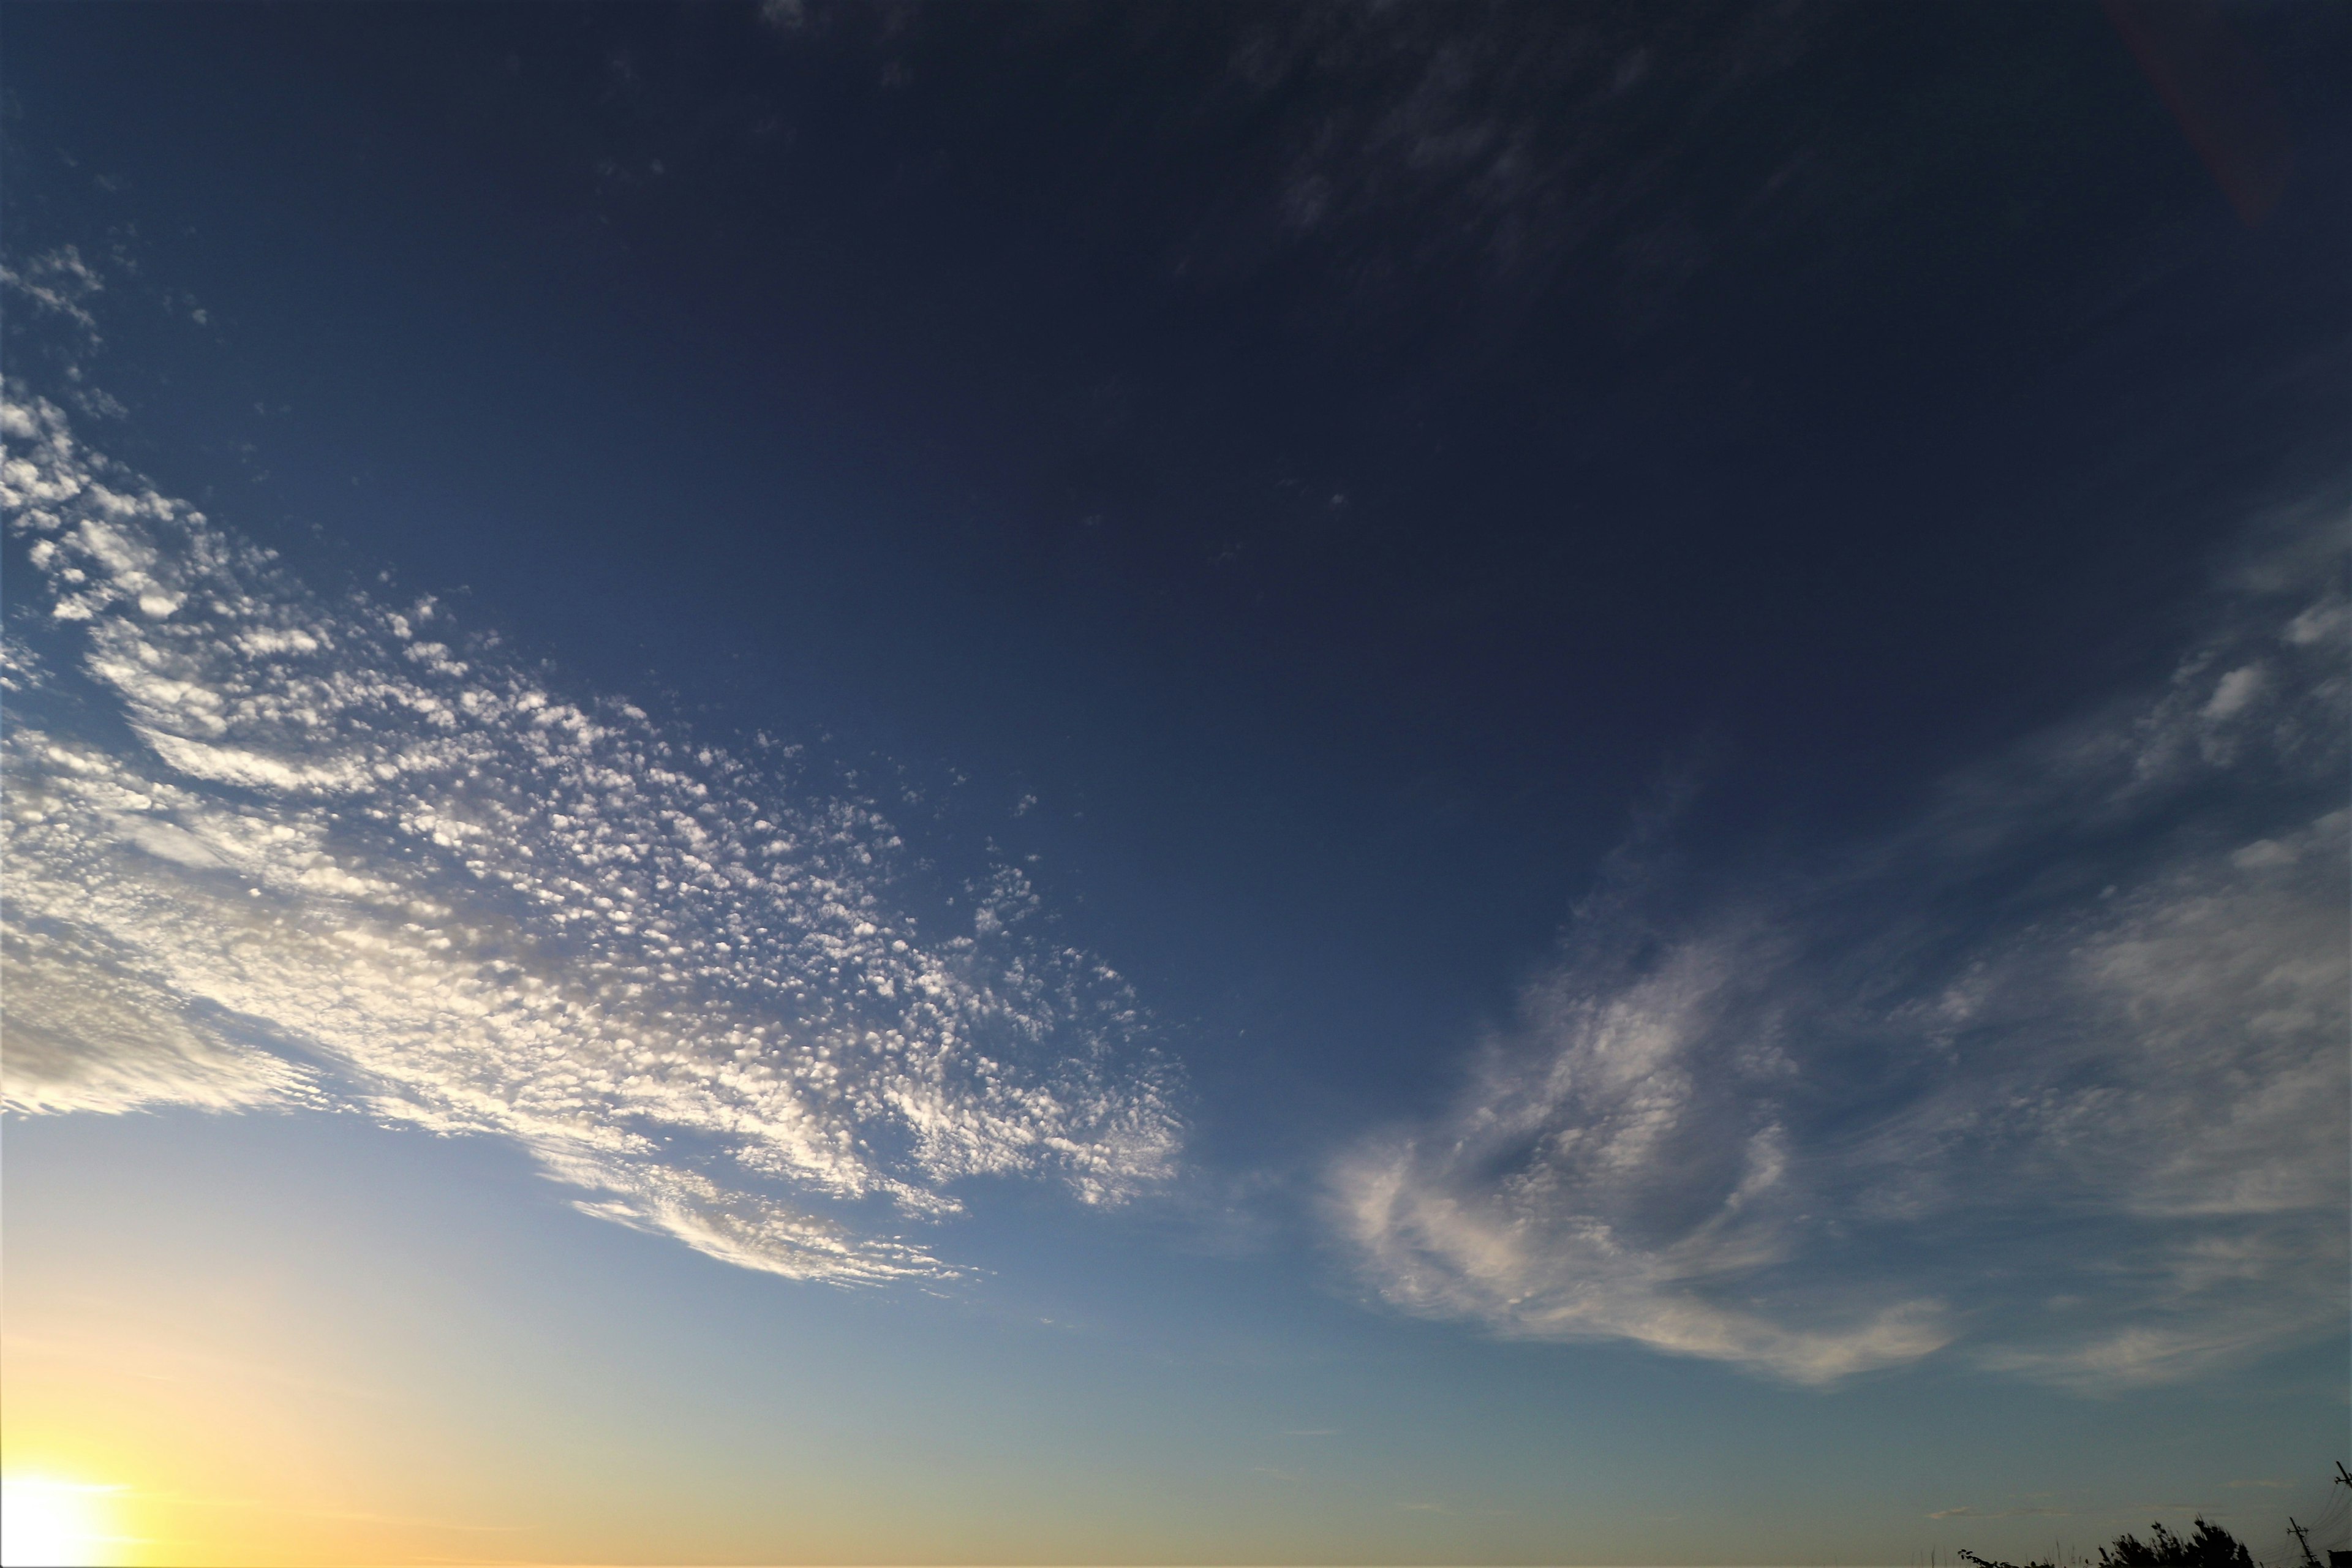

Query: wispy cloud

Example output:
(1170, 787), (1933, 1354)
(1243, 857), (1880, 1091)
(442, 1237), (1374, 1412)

(1189, 6), (1834, 334)
(0, 246), (105, 342)
(1335, 501), (2348, 1388)
(1929, 1506), (2068, 1520)
(1, 390), (1180, 1283)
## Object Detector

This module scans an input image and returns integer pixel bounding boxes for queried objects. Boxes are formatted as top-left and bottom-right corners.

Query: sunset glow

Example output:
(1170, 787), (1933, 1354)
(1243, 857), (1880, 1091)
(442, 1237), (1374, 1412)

(2, 2), (2345, 1562)
(1, 1476), (125, 1568)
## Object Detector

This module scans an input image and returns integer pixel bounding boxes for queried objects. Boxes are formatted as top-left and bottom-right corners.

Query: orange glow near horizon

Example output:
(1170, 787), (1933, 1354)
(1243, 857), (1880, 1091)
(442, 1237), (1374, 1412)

(1, 1332), (477, 1568)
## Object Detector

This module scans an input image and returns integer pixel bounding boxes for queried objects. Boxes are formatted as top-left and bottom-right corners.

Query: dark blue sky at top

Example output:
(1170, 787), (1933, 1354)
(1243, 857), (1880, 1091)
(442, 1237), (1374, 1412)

(5, 0), (2346, 1178)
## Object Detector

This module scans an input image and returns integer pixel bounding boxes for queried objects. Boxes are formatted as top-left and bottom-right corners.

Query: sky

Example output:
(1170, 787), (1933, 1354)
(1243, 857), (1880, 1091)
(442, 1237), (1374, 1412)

(0, 3), (2346, 1565)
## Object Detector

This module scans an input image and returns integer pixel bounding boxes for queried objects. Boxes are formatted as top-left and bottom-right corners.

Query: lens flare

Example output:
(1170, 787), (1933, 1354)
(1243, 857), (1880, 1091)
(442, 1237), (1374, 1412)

(0, 1475), (124, 1567)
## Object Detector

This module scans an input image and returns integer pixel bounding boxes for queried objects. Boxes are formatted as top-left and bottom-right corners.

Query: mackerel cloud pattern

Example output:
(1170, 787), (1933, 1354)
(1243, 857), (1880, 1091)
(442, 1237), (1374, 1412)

(1, 391), (1179, 1283)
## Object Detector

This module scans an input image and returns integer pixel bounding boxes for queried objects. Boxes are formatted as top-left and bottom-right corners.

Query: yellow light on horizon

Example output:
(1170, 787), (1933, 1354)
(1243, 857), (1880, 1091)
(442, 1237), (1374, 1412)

(1, 1474), (127, 1567)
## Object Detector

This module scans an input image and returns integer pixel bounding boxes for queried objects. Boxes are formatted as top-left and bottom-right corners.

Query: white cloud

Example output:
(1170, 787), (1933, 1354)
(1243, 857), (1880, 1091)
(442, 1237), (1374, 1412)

(1335, 503), (2348, 1388)
(2, 390), (1180, 1284)
(2, 924), (316, 1116)
(0, 247), (105, 342)
(1928, 1506), (2067, 1519)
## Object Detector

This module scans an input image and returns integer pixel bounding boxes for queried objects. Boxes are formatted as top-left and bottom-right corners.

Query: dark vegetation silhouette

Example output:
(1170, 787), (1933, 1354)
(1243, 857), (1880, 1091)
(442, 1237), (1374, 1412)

(2095, 1521), (2254, 1568)
(1953, 1469), (2352, 1568)
(1959, 1518), (2256, 1568)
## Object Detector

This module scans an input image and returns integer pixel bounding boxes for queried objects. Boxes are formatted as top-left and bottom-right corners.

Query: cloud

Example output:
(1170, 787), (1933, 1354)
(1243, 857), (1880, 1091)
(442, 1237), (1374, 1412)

(1180, 5), (1836, 336)
(1, 390), (1180, 1283)
(0, 247), (105, 342)
(1929, 1506), (2067, 1520)
(1335, 500), (2348, 1387)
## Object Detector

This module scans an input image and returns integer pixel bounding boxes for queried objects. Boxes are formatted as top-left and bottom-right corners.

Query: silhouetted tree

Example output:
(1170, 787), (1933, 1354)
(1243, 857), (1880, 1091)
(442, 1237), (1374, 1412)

(1959, 1518), (2257, 1568)
(2100, 1521), (2257, 1568)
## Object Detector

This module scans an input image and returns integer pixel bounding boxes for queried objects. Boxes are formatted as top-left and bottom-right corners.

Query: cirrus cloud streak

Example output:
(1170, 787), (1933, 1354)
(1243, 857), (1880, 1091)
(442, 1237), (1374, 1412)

(1337, 504), (2348, 1388)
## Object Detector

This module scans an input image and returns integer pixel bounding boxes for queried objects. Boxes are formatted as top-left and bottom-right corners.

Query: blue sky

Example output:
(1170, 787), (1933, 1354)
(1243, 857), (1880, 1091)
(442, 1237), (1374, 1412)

(2, 4), (2346, 1563)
